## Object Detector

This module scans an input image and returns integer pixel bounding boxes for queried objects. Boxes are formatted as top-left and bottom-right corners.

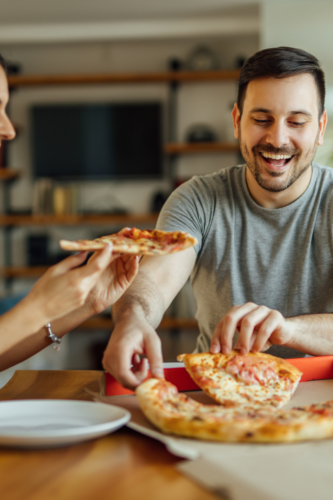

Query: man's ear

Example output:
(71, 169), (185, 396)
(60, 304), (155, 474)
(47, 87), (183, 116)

(318, 109), (327, 146)
(231, 103), (241, 139)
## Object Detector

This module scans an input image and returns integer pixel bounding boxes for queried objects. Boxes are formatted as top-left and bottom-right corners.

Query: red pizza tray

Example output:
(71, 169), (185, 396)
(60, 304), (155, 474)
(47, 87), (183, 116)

(105, 356), (333, 396)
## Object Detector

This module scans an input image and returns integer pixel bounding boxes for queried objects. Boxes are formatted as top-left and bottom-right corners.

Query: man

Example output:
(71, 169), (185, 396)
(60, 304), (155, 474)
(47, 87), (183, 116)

(103, 46), (333, 390)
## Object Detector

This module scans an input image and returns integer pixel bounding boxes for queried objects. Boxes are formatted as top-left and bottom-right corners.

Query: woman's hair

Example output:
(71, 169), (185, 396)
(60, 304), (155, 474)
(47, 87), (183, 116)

(237, 46), (325, 118)
(0, 53), (6, 72)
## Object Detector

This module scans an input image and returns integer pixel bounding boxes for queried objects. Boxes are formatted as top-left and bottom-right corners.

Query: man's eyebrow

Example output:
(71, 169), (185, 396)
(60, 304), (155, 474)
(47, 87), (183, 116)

(289, 109), (313, 117)
(249, 108), (271, 113)
(249, 107), (312, 117)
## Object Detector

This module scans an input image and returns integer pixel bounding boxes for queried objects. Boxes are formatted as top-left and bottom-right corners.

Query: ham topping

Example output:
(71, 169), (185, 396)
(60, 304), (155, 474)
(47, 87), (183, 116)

(225, 355), (279, 386)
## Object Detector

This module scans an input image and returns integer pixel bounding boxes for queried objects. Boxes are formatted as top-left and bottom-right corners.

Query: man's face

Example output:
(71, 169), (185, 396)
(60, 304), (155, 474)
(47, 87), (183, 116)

(0, 66), (15, 147)
(232, 74), (327, 193)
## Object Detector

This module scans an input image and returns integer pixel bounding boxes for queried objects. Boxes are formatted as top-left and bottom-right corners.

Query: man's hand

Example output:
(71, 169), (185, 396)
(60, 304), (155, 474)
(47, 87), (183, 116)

(84, 252), (139, 315)
(102, 314), (164, 390)
(210, 302), (295, 355)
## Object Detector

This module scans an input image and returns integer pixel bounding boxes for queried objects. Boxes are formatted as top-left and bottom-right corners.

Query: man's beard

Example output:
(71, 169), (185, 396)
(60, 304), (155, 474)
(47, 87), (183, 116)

(239, 129), (319, 193)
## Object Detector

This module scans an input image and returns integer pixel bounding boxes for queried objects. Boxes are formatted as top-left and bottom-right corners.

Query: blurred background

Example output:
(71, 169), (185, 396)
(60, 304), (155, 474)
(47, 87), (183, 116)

(0, 0), (333, 385)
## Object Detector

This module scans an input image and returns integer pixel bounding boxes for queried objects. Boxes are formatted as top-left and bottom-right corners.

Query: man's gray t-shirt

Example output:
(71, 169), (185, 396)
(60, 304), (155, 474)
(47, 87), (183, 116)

(156, 163), (333, 357)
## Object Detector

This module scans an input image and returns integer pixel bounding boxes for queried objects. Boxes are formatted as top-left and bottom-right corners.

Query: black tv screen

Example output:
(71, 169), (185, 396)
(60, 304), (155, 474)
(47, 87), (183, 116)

(31, 102), (163, 180)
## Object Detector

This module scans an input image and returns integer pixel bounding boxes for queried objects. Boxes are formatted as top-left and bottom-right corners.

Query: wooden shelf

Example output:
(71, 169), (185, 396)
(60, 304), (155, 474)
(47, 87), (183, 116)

(0, 169), (20, 181)
(164, 142), (239, 154)
(75, 316), (198, 331)
(0, 213), (159, 227)
(8, 70), (240, 88)
(1, 267), (49, 278)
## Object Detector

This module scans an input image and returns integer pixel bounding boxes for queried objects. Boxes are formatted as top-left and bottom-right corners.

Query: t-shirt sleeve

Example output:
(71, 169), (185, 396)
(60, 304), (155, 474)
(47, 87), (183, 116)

(156, 177), (212, 255)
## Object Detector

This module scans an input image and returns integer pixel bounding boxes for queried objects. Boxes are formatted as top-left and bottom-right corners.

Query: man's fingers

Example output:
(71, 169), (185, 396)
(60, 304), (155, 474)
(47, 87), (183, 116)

(145, 333), (164, 379)
(103, 349), (146, 390)
(132, 357), (148, 383)
(218, 303), (258, 354)
(210, 324), (222, 353)
(251, 311), (283, 352)
(237, 306), (270, 354)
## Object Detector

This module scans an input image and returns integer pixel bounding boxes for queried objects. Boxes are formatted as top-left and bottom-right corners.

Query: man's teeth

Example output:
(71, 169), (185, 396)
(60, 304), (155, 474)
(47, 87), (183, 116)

(261, 153), (292, 160)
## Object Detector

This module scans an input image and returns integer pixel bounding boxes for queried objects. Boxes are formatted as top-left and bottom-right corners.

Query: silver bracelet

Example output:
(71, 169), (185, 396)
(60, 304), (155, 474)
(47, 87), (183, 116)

(46, 323), (61, 351)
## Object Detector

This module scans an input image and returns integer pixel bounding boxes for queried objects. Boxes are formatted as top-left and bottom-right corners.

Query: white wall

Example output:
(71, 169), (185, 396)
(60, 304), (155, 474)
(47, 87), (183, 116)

(261, 1), (333, 85)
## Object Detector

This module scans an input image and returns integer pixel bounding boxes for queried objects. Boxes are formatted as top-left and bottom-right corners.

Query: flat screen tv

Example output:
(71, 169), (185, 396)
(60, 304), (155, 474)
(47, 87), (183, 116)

(31, 102), (163, 180)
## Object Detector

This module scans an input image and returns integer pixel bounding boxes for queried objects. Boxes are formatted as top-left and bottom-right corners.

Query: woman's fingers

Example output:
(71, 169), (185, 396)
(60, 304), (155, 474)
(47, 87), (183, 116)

(48, 251), (88, 276)
(126, 255), (139, 282)
(80, 244), (115, 278)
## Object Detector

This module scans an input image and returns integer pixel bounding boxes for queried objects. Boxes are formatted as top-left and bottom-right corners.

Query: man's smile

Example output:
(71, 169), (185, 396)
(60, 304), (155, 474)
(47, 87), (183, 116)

(259, 151), (294, 171)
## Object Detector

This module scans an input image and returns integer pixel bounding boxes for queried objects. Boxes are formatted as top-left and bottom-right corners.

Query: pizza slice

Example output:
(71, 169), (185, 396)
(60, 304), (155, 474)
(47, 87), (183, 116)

(60, 227), (198, 256)
(136, 378), (333, 443)
(177, 351), (302, 409)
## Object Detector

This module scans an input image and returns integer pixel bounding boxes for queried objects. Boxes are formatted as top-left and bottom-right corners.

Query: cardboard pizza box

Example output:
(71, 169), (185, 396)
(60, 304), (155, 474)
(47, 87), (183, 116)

(105, 356), (333, 396)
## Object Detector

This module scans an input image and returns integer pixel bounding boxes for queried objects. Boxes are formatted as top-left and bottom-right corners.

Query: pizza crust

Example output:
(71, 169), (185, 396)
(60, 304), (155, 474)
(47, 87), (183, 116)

(136, 378), (333, 443)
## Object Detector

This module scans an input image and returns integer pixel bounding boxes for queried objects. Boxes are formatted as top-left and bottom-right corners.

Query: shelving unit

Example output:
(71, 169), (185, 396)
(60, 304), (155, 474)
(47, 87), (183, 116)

(164, 142), (239, 154)
(0, 168), (20, 181)
(8, 69), (240, 87)
(0, 213), (159, 227)
(2, 266), (48, 278)
(2, 68), (240, 331)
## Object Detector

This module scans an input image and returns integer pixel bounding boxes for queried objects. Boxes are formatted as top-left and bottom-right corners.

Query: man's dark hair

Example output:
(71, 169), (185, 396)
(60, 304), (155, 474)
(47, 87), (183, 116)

(237, 47), (326, 117)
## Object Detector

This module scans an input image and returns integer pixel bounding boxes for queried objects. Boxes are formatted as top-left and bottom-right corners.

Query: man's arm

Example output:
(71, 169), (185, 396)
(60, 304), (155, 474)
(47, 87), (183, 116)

(102, 247), (197, 389)
(210, 302), (333, 356)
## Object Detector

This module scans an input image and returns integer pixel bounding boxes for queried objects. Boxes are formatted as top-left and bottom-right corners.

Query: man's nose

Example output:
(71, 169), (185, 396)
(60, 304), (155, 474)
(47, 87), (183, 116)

(0, 113), (16, 142)
(265, 121), (289, 148)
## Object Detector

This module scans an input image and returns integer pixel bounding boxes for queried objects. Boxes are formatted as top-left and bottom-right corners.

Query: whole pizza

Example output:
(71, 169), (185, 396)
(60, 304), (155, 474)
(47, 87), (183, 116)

(60, 227), (198, 256)
(136, 377), (333, 443)
(136, 351), (333, 443)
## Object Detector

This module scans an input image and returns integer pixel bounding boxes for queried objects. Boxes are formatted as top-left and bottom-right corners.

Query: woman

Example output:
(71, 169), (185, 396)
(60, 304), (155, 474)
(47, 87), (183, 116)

(0, 54), (139, 370)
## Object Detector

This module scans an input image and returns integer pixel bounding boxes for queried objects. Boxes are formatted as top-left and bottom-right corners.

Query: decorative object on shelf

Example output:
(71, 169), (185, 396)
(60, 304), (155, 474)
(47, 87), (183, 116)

(186, 46), (220, 71)
(235, 55), (247, 69)
(53, 185), (78, 215)
(168, 57), (183, 72)
(5, 61), (22, 76)
(32, 178), (54, 215)
(185, 124), (218, 143)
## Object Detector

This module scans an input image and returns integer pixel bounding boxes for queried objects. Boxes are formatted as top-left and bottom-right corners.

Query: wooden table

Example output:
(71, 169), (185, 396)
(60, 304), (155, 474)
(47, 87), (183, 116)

(0, 370), (217, 500)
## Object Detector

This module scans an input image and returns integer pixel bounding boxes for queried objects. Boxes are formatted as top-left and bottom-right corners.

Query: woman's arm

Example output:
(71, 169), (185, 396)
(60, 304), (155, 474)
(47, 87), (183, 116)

(0, 246), (139, 370)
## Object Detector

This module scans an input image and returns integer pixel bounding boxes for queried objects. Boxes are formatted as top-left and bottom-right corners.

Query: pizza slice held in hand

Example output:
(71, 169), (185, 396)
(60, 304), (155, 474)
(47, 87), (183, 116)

(60, 227), (198, 256)
(177, 351), (302, 409)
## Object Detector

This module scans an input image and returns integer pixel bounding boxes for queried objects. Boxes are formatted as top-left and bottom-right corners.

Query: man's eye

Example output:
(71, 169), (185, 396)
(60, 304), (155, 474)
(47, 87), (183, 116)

(254, 119), (269, 124)
(290, 122), (305, 126)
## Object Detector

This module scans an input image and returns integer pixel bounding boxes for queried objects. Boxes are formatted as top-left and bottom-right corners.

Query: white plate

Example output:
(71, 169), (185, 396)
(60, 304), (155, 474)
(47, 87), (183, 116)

(0, 399), (131, 449)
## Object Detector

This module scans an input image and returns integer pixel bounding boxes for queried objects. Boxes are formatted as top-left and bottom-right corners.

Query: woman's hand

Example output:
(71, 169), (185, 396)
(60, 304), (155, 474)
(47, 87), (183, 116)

(23, 245), (139, 327)
(83, 251), (139, 315)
